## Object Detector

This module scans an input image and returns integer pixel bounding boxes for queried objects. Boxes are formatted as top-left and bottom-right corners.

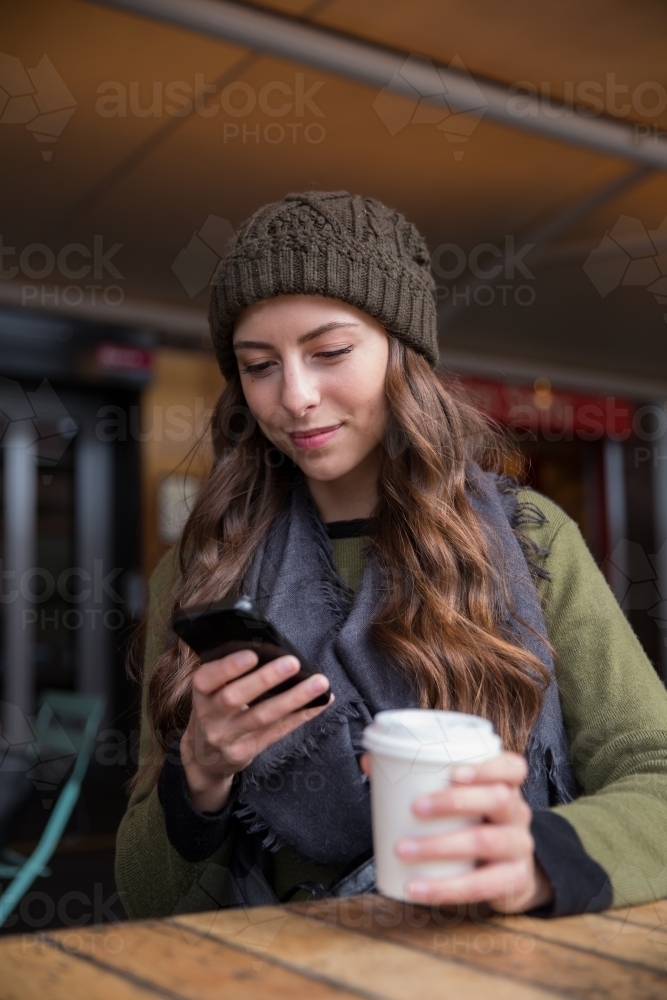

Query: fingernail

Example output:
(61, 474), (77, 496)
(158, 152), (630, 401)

(451, 765), (476, 783)
(397, 839), (420, 858)
(278, 656), (299, 675)
(413, 796), (434, 815)
(238, 650), (257, 666)
(407, 880), (430, 898)
(309, 675), (329, 693)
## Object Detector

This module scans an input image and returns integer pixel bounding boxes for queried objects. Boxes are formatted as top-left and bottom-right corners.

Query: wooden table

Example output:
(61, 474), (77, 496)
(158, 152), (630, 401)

(1, 894), (666, 999)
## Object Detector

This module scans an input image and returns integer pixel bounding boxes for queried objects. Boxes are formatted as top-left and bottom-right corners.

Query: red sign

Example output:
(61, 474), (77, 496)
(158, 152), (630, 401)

(452, 377), (634, 440)
(95, 342), (154, 374)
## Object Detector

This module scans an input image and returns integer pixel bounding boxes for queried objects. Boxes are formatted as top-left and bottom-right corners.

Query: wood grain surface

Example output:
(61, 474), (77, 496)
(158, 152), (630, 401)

(0, 895), (665, 999)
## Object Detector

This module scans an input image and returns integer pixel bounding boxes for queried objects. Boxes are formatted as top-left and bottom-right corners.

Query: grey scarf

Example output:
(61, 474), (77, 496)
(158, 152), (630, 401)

(233, 466), (576, 869)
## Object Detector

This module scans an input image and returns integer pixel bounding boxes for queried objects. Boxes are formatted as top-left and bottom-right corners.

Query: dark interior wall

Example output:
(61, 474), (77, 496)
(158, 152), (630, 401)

(516, 433), (665, 681)
(624, 438), (663, 678)
(0, 307), (150, 718)
(111, 388), (144, 743)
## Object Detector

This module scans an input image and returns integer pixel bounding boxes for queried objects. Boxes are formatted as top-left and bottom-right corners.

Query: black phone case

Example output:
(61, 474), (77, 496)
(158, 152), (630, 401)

(170, 596), (331, 708)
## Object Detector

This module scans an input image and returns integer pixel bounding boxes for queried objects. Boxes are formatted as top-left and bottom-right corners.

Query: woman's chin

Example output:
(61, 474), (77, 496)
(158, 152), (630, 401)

(295, 455), (355, 483)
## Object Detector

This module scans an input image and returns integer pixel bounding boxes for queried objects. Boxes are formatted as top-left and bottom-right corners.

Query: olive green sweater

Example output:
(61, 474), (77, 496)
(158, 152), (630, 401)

(115, 491), (667, 918)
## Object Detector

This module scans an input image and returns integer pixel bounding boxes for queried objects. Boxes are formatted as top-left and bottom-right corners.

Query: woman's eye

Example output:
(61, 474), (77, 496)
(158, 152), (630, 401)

(240, 361), (273, 374)
(315, 347), (353, 359)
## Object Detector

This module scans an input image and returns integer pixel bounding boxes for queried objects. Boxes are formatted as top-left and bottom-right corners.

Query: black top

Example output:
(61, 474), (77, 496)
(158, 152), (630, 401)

(324, 519), (370, 539)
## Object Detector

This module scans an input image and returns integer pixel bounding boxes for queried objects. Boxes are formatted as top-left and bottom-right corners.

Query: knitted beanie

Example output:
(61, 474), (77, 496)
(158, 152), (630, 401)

(208, 190), (438, 378)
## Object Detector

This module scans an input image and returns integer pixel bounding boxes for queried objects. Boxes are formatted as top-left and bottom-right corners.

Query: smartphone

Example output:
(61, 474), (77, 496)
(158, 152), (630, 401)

(170, 596), (331, 709)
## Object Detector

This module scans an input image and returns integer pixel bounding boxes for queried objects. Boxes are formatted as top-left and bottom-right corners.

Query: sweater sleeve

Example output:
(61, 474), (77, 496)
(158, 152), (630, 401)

(114, 548), (235, 920)
(520, 490), (667, 910)
(157, 735), (238, 863)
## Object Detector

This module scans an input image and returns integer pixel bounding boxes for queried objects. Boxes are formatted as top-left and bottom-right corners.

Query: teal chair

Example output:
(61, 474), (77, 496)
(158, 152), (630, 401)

(0, 690), (105, 927)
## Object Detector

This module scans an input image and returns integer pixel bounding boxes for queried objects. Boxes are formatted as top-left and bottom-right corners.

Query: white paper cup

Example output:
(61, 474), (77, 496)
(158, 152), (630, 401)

(362, 709), (502, 901)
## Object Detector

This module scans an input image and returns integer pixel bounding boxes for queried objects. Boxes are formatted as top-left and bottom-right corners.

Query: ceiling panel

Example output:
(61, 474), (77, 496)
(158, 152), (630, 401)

(265, 0), (667, 129)
(1, 0), (666, 385)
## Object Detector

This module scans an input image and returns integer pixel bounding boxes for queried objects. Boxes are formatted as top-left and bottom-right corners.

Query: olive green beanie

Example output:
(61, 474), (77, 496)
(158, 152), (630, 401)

(208, 190), (438, 378)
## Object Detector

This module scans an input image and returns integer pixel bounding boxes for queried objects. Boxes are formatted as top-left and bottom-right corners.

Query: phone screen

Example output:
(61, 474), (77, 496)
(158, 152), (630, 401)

(171, 598), (331, 708)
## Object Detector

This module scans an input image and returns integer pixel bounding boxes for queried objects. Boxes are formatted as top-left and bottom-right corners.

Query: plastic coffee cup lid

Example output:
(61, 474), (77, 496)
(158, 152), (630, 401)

(362, 709), (502, 764)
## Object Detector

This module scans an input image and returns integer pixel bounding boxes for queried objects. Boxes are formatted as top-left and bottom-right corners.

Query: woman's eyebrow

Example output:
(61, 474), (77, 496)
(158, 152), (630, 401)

(233, 321), (358, 352)
(297, 321), (358, 345)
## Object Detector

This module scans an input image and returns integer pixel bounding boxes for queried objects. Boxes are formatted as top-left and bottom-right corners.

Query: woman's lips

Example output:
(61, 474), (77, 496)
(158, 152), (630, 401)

(289, 424), (341, 450)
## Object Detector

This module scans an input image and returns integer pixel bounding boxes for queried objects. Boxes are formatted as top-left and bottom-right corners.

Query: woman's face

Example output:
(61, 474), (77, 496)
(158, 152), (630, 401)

(232, 295), (390, 485)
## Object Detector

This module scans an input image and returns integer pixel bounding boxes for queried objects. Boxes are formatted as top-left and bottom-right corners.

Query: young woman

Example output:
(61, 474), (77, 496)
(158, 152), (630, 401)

(116, 190), (667, 920)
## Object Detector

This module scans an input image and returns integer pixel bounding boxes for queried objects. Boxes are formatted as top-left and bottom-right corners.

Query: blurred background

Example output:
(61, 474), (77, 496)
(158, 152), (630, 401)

(1, 0), (667, 932)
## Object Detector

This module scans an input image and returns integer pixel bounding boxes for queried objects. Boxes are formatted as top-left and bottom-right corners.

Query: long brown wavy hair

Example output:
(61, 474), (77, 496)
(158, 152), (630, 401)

(133, 337), (549, 792)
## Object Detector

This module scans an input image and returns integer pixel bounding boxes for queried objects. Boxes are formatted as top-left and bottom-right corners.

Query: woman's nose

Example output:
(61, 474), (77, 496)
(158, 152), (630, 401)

(280, 363), (320, 415)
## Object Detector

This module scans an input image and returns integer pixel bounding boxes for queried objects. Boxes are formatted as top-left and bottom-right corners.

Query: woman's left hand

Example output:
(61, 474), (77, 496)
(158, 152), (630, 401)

(359, 751), (553, 913)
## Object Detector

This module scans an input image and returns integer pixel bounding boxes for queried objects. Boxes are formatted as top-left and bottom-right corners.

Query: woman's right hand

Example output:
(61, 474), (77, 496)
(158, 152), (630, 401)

(179, 649), (332, 813)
